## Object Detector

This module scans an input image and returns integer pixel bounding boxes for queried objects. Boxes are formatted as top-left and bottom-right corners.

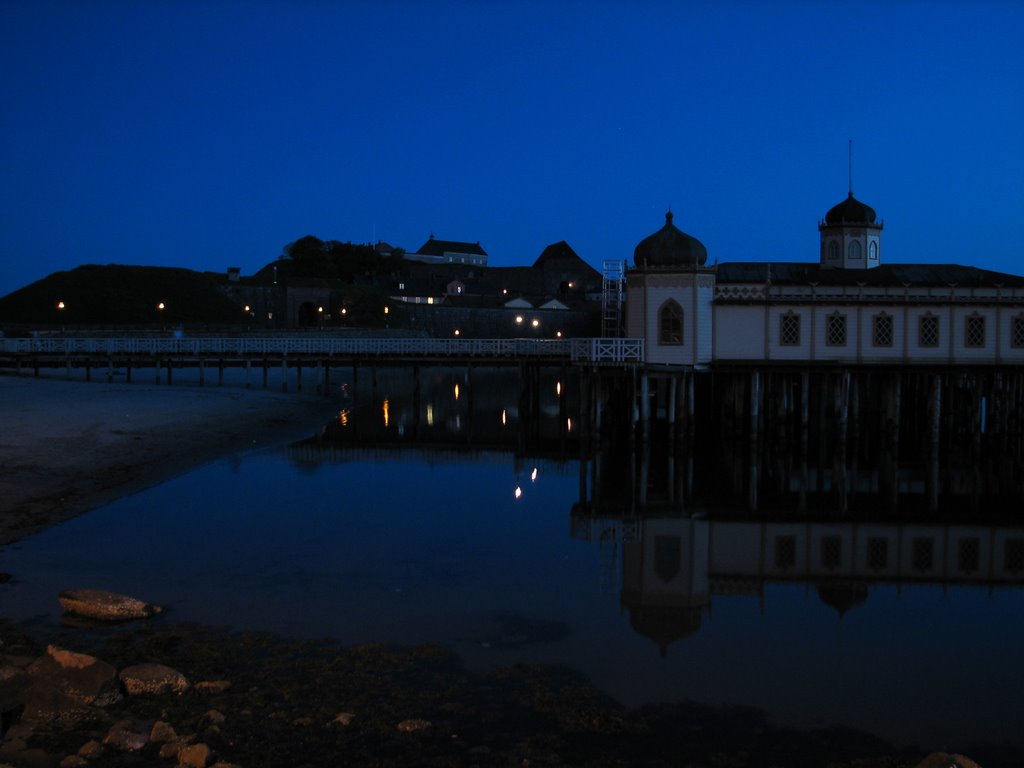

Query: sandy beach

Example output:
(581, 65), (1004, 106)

(0, 374), (339, 545)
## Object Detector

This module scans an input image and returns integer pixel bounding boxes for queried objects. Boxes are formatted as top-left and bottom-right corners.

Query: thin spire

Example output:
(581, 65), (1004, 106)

(848, 139), (853, 197)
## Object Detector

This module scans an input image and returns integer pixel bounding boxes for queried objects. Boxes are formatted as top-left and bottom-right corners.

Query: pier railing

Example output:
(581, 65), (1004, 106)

(0, 336), (644, 365)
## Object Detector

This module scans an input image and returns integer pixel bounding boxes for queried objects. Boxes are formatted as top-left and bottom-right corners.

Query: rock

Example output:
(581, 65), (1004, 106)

(27, 647), (121, 707)
(60, 756), (88, 768)
(119, 663), (189, 696)
(1, 666), (31, 727)
(292, 716), (314, 727)
(58, 589), (161, 621)
(77, 740), (102, 759)
(201, 709), (225, 726)
(2, 723), (33, 742)
(396, 718), (431, 733)
(19, 684), (92, 726)
(0, 749), (51, 767)
(102, 720), (147, 752)
(0, 736), (26, 753)
(178, 742), (211, 768)
(331, 711), (355, 727)
(149, 720), (178, 743)
(194, 680), (231, 694)
(158, 735), (196, 760)
(45, 646), (96, 671)
(914, 754), (982, 768)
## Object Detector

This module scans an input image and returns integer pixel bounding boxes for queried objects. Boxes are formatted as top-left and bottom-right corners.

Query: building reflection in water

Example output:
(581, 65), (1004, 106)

(292, 364), (1024, 657)
(573, 427), (1024, 656)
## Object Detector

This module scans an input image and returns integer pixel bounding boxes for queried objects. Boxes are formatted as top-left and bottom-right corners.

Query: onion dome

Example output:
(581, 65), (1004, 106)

(627, 604), (703, 657)
(824, 193), (878, 225)
(634, 211), (708, 268)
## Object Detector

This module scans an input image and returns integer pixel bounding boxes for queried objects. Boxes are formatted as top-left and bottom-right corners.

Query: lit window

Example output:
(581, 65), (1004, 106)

(965, 314), (986, 348)
(780, 312), (800, 346)
(919, 314), (939, 347)
(825, 312), (847, 347)
(1011, 314), (1024, 348)
(872, 312), (894, 347)
(659, 300), (683, 345)
(848, 240), (862, 260)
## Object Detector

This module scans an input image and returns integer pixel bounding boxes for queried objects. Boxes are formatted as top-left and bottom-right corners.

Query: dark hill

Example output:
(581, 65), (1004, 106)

(0, 265), (242, 325)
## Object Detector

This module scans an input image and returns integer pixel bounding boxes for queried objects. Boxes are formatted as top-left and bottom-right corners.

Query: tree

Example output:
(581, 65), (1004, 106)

(283, 235), (326, 262)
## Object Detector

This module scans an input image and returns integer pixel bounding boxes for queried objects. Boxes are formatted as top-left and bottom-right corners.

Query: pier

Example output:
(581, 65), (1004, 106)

(0, 335), (644, 390)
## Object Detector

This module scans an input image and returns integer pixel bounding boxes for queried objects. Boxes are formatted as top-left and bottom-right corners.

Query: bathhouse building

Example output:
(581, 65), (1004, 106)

(625, 193), (1024, 368)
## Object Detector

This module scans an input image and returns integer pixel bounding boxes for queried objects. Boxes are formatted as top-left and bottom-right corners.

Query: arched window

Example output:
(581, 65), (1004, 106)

(965, 313), (986, 348)
(826, 311), (847, 347)
(827, 240), (839, 260)
(869, 241), (878, 260)
(919, 313), (940, 347)
(659, 300), (683, 345)
(848, 240), (862, 260)
(872, 312), (894, 347)
(1012, 313), (1024, 349)
(779, 311), (801, 346)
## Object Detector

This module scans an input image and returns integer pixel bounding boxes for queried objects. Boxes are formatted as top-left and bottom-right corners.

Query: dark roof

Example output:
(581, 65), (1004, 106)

(416, 235), (488, 257)
(717, 262), (1024, 288)
(634, 211), (708, 269)
(823, 193), (879, 226)
(533, 240), (581, 268)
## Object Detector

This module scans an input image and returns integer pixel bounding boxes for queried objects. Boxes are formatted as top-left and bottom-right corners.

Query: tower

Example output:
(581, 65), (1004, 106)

(818, 191), (883, 270)
(625, 210), (715, 366)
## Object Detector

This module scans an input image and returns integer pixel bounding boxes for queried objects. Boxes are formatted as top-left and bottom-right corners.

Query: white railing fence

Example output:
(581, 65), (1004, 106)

(1, 336), (644, 364)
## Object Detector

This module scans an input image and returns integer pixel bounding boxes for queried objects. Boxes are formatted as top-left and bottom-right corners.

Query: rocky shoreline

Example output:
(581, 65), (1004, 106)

(0, 601), (1000, 768)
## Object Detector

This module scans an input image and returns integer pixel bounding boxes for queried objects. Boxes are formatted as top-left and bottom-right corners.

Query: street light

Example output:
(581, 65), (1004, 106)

(57, 300), (66, 311)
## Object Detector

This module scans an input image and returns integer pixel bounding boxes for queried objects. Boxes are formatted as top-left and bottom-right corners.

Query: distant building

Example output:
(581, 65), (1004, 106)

(404, 235), (489, 266)
(626, 192), (1024, 367)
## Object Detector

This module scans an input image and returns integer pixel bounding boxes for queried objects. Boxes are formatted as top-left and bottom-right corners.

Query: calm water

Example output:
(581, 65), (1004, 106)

(2, 366), (1023, 757)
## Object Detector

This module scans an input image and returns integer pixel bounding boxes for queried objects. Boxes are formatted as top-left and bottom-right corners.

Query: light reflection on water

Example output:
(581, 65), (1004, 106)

(2, 365), (1023, 758)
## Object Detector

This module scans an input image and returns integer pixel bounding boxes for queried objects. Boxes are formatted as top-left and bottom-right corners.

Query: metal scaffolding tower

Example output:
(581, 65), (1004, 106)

(601, 260), (625, 338)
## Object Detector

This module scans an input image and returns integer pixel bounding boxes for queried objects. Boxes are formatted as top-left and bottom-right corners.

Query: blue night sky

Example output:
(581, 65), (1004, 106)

(1, 0), (1021, 297)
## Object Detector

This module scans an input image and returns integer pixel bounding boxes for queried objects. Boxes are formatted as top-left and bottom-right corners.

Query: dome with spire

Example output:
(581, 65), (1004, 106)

(824, 193), (878, 225)
(634, 211), (708, 269)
